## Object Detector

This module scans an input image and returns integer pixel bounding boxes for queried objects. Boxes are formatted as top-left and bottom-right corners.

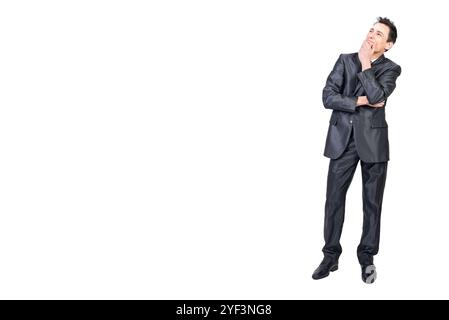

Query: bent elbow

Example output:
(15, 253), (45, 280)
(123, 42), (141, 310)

(322, 89), (334, 109)
(322, 96), (333, 110)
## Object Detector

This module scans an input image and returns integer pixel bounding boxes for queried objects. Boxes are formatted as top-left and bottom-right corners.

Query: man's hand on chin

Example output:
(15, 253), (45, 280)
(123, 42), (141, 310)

(358, 39), (375, 70)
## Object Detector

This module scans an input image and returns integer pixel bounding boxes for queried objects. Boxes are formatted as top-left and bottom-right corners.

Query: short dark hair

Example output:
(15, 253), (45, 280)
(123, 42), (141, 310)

(375, 17), (398, 44)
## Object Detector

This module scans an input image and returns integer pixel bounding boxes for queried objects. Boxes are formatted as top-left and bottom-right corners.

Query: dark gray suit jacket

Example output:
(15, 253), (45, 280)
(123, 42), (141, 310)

(322, 53), (401, 162)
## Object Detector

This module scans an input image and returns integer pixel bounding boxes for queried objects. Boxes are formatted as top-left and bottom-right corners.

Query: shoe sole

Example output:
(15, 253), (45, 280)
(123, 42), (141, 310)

(362, 265), (377, 284)
(312, 264), (338, 280)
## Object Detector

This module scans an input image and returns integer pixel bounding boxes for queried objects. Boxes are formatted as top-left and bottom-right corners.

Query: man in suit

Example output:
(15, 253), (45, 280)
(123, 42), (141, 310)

(312, 17), (401, 284)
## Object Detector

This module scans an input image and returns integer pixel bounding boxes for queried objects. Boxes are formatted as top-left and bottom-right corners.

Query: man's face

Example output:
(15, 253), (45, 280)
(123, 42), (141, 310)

(365, 22), (393, 54)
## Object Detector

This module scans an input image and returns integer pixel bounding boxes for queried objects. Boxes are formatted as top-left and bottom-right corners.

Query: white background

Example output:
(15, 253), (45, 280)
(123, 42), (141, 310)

(0, 0), (447, 299)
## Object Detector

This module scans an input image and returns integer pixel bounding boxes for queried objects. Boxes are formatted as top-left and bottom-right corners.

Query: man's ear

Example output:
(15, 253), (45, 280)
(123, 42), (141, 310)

(385, 41), (393, 52)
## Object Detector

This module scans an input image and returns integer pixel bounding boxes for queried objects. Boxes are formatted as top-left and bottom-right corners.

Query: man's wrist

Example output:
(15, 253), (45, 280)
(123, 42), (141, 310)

(361, 60), (371, 71)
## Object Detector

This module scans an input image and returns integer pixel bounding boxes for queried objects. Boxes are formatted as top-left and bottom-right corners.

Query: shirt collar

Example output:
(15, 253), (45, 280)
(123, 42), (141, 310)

(371, 54), (385, 65)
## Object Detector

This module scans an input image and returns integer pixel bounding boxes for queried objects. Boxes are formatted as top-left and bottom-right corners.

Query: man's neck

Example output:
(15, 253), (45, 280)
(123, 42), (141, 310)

(371, 52), (383, 62)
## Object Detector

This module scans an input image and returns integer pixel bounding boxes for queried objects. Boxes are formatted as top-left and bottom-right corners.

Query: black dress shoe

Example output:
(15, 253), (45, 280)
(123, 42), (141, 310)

(361, 264), (377, 284)
(312, 258), (339, 280)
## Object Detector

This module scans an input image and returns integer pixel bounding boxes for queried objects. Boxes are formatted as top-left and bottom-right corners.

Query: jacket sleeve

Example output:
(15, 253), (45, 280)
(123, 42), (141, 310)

(322, 54), (358, 113)
(357, 64), (401, 105)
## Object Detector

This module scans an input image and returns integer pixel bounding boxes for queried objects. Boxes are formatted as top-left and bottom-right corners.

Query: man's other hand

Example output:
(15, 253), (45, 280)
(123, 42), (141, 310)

(357, 96), (385, 108)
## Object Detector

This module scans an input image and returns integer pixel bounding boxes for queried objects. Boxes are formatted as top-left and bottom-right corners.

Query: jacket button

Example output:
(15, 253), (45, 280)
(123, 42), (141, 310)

(349, 120), (353, 123)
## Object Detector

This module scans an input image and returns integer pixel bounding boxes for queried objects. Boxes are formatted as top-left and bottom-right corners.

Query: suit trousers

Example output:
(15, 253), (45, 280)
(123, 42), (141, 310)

(322, 126), (388, 266)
